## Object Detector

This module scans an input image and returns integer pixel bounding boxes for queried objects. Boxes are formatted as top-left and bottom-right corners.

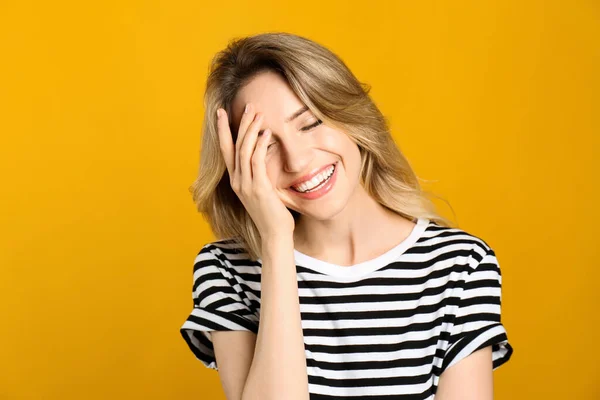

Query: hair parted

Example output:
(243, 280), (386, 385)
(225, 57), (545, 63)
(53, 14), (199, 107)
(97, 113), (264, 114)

(190, 31), (456, 261)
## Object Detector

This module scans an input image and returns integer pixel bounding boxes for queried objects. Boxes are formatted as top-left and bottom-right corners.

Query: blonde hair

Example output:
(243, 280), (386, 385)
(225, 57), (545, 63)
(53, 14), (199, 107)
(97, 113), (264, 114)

(190, 32), (456, 261)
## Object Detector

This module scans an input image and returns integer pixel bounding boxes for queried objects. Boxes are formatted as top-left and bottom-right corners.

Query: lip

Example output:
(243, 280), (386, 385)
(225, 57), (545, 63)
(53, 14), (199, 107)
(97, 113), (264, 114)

(287, 161), (338, 200)
(288, 162), (337, 189)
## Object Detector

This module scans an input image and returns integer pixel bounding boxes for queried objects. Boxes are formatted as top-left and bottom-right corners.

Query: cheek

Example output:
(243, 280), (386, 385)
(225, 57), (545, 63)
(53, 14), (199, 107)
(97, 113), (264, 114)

(337, 136), (362, 179)
(319, 127), (340, 148)
(322, 128), (360, 163)
(320, 126), (357, 154)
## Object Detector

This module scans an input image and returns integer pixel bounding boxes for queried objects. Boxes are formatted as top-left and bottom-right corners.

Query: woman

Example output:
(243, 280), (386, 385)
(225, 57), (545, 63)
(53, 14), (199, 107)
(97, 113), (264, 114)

(180, 32), (513, 400)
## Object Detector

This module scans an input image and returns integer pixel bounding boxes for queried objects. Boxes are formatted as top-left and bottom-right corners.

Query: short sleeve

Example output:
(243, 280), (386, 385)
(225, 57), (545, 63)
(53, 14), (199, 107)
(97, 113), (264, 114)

(440, 245), (514, 374)
(180, 243), (259, 370)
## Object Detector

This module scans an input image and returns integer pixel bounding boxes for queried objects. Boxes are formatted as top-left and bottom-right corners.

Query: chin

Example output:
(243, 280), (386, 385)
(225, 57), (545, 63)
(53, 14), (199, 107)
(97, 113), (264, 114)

(286, 196), (349, 222)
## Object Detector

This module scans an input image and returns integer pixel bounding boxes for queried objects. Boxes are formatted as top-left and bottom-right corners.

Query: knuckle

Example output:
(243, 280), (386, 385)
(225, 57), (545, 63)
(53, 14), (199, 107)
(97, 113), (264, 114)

(241, 185), (252, 197)
(251, 186), (263, 198)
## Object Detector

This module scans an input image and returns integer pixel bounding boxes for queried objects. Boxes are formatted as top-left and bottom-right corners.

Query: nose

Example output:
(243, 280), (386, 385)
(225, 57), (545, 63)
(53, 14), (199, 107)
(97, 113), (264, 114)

(280, 134), (314, 174)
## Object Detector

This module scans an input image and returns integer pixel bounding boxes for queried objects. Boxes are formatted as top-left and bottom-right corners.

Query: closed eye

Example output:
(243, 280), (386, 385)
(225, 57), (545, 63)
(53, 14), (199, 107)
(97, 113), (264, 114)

(266, 119), (323, 149)
(300, 119), (323, 132)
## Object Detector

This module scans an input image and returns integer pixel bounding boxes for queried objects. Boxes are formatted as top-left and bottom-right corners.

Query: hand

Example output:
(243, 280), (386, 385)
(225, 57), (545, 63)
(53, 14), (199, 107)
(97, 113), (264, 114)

(216, 103), (295, 239)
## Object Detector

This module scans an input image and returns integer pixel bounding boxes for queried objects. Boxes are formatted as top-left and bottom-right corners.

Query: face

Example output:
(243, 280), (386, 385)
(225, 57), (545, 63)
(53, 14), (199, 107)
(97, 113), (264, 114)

(230, 70), (363, 221)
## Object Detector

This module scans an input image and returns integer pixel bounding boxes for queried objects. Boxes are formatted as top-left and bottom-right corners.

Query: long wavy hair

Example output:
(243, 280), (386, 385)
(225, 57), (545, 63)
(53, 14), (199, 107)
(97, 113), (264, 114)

(190, 32), (456, 261)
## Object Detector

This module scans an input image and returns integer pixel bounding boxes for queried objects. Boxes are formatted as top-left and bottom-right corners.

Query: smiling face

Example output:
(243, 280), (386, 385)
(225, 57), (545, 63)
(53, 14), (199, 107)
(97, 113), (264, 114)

(229, 70), (363, 221)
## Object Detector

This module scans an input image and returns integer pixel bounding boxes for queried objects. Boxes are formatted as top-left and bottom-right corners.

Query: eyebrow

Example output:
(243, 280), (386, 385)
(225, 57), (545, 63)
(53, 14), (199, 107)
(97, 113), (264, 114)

(284, 106), (309, 123)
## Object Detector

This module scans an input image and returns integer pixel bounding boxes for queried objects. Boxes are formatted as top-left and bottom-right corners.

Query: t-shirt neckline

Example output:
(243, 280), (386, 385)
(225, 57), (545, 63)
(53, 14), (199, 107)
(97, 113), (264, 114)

(293, 217), (430, 278)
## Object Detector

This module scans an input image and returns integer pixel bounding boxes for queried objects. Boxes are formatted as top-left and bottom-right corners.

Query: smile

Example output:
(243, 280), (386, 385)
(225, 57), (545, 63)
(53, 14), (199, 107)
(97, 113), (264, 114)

(292, 163), (336, 193)
(288, 162), (339, 200)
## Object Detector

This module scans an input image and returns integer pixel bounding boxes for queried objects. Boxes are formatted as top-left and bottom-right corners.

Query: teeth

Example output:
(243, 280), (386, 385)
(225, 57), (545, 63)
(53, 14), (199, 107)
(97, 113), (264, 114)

(293, 164), (335, 193)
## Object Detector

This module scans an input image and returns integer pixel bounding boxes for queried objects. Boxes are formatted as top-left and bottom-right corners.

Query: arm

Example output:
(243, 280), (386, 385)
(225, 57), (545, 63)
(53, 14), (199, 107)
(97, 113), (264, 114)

(211, 236), (309, 400)
(242, 235), (310, 400)
(212, 330), (257, 400)
(436, 245), (513, 399)
(435, 346), (494, 400)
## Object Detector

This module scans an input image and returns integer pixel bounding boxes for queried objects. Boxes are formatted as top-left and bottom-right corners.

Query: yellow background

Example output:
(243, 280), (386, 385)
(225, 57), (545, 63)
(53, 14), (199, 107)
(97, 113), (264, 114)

(1, 0), (598, 399)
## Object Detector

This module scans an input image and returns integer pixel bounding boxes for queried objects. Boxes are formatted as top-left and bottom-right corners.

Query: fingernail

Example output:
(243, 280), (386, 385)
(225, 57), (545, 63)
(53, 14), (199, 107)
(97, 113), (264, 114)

(244, 104), (249, 114)
(217, 109), (222, 119)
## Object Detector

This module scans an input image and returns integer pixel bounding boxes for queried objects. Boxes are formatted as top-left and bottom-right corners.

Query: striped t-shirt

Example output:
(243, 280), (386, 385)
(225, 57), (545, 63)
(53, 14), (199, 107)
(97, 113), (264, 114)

(180, 217), (513, 399)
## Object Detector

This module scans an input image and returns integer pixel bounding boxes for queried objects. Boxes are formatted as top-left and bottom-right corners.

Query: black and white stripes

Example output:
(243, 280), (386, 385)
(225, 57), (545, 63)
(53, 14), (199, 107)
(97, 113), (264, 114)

(180, 218), (513, 399)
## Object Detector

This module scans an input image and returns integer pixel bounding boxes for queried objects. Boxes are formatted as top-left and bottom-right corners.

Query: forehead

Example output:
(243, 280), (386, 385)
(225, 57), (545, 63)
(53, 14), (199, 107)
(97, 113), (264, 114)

(231, 71), (306, 122)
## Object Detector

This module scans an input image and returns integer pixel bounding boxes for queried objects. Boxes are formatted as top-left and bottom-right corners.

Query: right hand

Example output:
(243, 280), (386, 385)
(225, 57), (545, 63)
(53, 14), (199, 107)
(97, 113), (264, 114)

(216, 103), (296, 239)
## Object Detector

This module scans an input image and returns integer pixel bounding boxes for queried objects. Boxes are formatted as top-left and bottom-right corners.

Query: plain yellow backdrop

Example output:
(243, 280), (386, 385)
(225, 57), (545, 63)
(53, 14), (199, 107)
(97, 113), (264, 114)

(1, 0), (598, 399)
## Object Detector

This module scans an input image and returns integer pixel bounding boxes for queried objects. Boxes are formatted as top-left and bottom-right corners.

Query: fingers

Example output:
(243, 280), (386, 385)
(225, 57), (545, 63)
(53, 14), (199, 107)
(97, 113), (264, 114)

(235, 103), (260, 175)
(216, 103), (266, 196)
(252, 128), (271, 187)
(216, 108), (234, 176)
(239, 112), (264, 190)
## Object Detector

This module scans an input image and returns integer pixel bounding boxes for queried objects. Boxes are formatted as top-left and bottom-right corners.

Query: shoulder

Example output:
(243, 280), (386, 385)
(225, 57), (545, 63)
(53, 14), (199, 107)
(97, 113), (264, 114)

(194, 238), (261, 274)
(422, 221), (497, 272)
(197, 238), (244, 258)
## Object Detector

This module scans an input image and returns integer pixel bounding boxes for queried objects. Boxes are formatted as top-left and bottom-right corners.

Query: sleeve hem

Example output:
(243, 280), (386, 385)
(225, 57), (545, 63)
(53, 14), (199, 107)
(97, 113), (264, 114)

(441, 323), (513, 374)
(180, 307), (259, 370)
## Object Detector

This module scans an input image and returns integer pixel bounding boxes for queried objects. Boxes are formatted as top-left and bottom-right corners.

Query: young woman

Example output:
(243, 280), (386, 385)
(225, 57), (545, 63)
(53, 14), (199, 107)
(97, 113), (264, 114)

(180, 32), (513, 400)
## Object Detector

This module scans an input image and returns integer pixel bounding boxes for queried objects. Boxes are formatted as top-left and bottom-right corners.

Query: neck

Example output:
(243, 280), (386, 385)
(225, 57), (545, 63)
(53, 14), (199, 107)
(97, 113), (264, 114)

(292, 185), (414, 266)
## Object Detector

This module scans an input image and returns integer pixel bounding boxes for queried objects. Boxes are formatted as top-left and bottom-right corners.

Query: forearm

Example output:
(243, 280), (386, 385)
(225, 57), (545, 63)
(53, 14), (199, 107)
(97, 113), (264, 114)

(242, 236), (310, 400)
